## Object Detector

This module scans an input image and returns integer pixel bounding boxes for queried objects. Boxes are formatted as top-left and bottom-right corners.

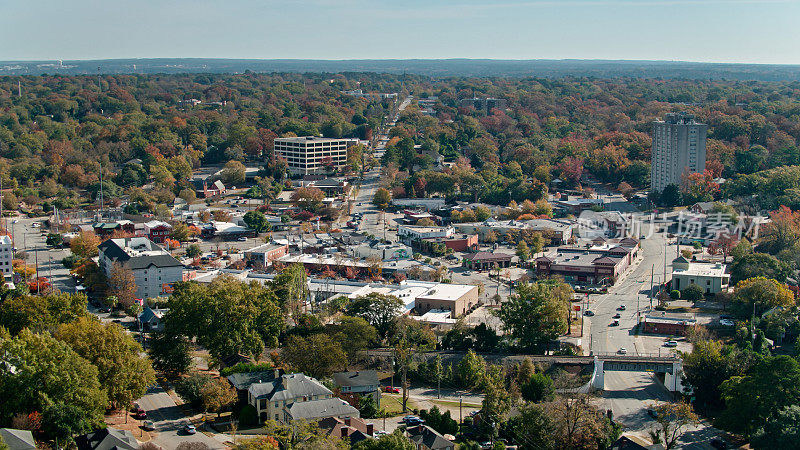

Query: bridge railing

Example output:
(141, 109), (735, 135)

(590, 352), (681, 361)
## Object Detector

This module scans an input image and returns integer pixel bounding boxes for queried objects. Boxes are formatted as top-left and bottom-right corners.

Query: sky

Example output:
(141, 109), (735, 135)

(1, 0), (799, 64)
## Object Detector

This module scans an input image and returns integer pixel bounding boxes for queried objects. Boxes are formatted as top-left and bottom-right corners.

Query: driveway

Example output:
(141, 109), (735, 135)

(136, 385), (226, 449)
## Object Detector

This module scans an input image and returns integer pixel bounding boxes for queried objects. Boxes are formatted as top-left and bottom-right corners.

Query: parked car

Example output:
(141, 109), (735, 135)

(618, 347), (627, 354)
(403, 416), (424, 425)
(237, 236), (248, 242)
(383, 386), (400, 393)
(584, 310), (595, 317)
(141, 421), (155, 431)
(618, 304), (626, 310)
(611, 319), (620, 326)
(719, 319), (735, 327)
(613, 313), (621, 319)
(183, 424), (196, 435)
(664, 340), (678, 347)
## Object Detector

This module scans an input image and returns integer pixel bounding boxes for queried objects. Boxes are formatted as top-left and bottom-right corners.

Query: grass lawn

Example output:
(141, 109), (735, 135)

(430, 399), (482, 409)
(380, 394), (420, 416)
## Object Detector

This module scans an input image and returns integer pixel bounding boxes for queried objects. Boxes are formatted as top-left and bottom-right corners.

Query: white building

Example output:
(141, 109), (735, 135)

(671, 256), (729, 295)
(0, 235), (12, 278)
(98, 237), (184, 300)
(397, 225), (455, 241)
(651, 112), (707, 193)
(274, 136), (359, 176)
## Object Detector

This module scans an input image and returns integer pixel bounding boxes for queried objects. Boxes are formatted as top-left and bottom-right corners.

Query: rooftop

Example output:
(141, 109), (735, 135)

(417, 283), (476, 301)
(672, 262), (727, 278)
(275, 136), (357, 144)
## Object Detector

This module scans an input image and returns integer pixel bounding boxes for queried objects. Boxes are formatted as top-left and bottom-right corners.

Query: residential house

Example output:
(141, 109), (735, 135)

(137, 306), (167, 331)
(75, 429), (138, 450)
(192, 177), (226, 198)
(406, 425), (455, 450)
(227, 370), (276, 405)
(0, 428), (36, 450)
(142, 220), (172, 244)
(98, 237), (184, 299)
(248, 372), (359, 424)
(318, 417), (374, 445)
(333, 370), (381, 406)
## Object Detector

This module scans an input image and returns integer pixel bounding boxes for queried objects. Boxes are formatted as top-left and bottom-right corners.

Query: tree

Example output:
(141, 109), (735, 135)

(456, 350), (486, 389)
(212, 210), (232, 222)
(164, 275), (285, 359)
(372, 188), (392, 210)
(751, 405), (800, 449)
(0, 292), (88, 336)
(272, 263), (308, 319)
(176, 372), (213, 409)
(186, 243), (202, 259)
(222, 160), (246, 185)
(651, 401), (699, 449)
(680, 283), (704, 301)
(171, 223), (192, 242)
(550, 394), (610, 450)
(2, 192), (18, 211)
(70, 232), (100, 259)
(345, 293), (404, 340)
(731, 277), (795, 318)
(419, 406), (458, 435)
(243, 211), (271, 233)
(232, 436), (279, 450)
(0, 329), (106, 428)
(516, 241), (530, 261)
(262, 419), (348, 450)
(56, 317), (155, 409)
(504, 404), (556, 450)
(495, 281), (571, 352)
(358, 394), (379, 419)
(730, 252), (791, 283)
(108, 262), (137, 309)
(480, 375), (512, 440)
(325, 315), (378, 364)
(660, 184), (682, 207)
(201, 377), (237, 418)
(291, 187), (325, 213)
(282, 334), (347, 379)
(681, 340), (754, 415)
(42, 402), (90, 447)
(178, 188), (196, 205)
(759, 205), (800, 255)
(149, 330), (193, 376)
(352, 430), (414, 450)
(521, 372), (555, 403)
(719, 355), (800, 437)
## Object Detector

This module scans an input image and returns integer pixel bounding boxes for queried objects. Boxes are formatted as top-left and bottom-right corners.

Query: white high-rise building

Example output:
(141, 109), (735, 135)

(650, 113), (707, 193)
(274, 136), (359, 176)
(0, 235), (12, 277)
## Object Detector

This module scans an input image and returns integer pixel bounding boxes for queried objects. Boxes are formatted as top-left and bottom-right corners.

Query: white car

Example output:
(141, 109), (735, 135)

(719, 319), (735, 327)
(664, 340), (678, 347)
(183, 424), (196, 435)
(618, 347), (627, 354)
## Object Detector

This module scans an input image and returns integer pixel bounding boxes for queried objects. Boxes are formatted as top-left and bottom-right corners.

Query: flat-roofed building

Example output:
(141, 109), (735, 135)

(244, 243), (290, 267)
(671, 256), (729, 294)
(414, 283), (479, 317)
(0, 235), (13, 278)
(651, 112), (707, 193)
(398, 225), (455, 241)
(274, 136), (359, 176)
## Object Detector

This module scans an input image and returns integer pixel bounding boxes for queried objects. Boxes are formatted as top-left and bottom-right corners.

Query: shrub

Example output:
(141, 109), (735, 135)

(220, 362), (274, 377)
(669, 290), (681, 300)
(236, 404), (259, 427)
(521, 372), (555, 403)
(61, 254), (81, 269)
(681, 284), (705, 301)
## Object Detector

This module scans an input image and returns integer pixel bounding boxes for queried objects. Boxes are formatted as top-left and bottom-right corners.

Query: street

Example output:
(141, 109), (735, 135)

(136, 384), (226, 449)
(8, 216), (74, 293)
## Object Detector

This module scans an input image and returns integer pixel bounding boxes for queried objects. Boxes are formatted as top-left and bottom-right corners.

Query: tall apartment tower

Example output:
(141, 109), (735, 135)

(650, 112), (707, 193)
(274, 136), (359, 176)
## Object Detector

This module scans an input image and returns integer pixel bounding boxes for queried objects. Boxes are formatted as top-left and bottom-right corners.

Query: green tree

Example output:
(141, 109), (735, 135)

(282, 334), (347, 379)
(325, 315), (378, 364)
(751, 405), (800, 449)
(243, 211), (271, 233)
(352, 430), (414, 450)
(42, 402), (91, 447)
(0, 292), (88, 336)
(660, 184), (682, 207)
(0, 329), (107, 427)
(345, 293), (404, 340)
(730, 252), (791, 283)
(149, 331), (193, 376)
(456, 350), (486, 389)
(171, 222), (192, 242)
(681, 340), (754, 415)
(731, 277), (795, 318)
(521, 372), (555, 403)
(358, 395), (379, 419)
(165, 275), (285, 359)
(372, 188), (392, 210)
(176, 372), (213, 409)
(272, 263), (308, 320)
(186, 243), (202, 259)
(56, 317), (155, 409)
(222, 160), (246, 185)
(504, 404), (556, 450)
(680, 283), (704, 301)
(495, 281), (571, 352)
(516, 240), (530, 261)
(719, 355), (800, 437)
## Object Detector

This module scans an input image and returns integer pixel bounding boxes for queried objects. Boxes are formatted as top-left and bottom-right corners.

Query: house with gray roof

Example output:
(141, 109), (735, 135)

(75, 428), (138, 450)
(98, 237), (184, 299)
(247, 372), (359, 424)
(333, 370), (381, 406)
(406, 424), (455, 450)
(0, 428), (36, 450)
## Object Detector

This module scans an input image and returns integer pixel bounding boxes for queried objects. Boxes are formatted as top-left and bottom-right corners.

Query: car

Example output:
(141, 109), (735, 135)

(664, 340), (678, 347)
(237, 237), (248, 242)
(402, 415), (424, 425)
(647, 409), (658, 419)
(584, 310), (595, 317)
(463, 270), (472, 275)
(611, 319), (620, 326)
(613, 313), (621, 319)
(99, 307), (112, 313)
(133, 410), (147, 420)
(719, 319), (735, 327)
(618, 305), (626, 310)
(141, 420), (156, 431)
(183, 424), (197, 435)
(618, 347), (627, 354)
(709, 438), (728, 449)
(374, 430), (388, 437)
(383, 386), (400, 393)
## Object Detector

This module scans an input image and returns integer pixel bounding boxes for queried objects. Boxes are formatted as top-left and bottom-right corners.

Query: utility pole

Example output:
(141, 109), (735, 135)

(459, 397), (463, 424)
(34, 244), (40, 294)
(650, 264), (655, 310)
